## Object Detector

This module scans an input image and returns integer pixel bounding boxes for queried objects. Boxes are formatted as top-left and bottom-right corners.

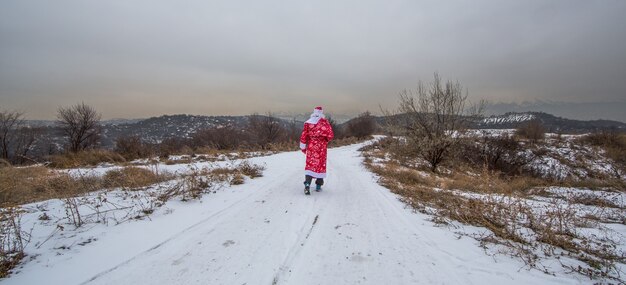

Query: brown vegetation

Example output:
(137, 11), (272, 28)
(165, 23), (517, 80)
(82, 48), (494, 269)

(47, 149), (126, 168)
(103, 167), (170, 189)
(345, 112), (377, 139)
(361, 134), (625, 282)
(578, 130), (626, 171)
(0, 110), (39, 165)
(56, 103), (102, 152)
(384, 73), (483, 172)
(515, 119), (546, 144)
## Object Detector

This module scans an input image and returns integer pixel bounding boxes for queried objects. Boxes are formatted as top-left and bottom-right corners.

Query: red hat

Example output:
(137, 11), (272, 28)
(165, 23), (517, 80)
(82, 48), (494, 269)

(313, 106), (324, 115)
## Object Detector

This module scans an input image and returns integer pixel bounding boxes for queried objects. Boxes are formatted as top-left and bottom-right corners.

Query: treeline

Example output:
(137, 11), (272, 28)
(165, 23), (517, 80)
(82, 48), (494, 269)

(1, 104), (378, 166)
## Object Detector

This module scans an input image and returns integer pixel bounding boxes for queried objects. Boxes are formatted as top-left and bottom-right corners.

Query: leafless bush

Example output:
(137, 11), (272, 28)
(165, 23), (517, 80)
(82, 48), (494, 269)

(386, 73), (484, 172)
(157, 137), (191, 158)
(237, 160), (264, 178)
(0, 207), (29, 278)
(516, 119), (546, 144)
(248, 113), (287, 149)
(158, 167), (215, 202)
(345, 111), (376, 139)
(191, 126), (251, 150)
(460, 133), (531, 175)
(56, 103), (102, 152)
(578, 130), (626, 170)
(115, 135), (154, 160)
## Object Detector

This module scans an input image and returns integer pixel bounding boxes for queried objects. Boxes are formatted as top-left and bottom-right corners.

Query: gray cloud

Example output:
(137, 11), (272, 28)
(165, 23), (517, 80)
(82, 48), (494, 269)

(1, 0), (625, 120)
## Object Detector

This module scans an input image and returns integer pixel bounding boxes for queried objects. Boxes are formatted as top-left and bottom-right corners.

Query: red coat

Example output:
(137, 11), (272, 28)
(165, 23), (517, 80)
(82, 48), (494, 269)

(300, 118), (334, 178)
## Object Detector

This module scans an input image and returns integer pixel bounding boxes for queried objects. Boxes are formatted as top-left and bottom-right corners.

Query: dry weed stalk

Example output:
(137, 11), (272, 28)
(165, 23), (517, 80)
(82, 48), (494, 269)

(0, 207), (29, 277)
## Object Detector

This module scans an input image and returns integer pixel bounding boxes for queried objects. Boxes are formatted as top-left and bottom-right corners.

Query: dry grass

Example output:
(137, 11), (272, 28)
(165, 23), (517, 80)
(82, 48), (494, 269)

(578, 132), (626, 171)
(47, 149), (126, 168)
(0, 166), (101, 207)
(362, 147), (625, 282)
(164, 157), (193, 165)
(103, 167), (171, 190)
(0, 165), (172, 207)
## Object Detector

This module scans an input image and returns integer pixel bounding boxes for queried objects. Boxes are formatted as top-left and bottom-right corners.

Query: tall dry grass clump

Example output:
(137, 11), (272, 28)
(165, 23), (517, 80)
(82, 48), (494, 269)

(103, 167), (170, 189)
(47, 149), (126, 168)
(0, 166), (101, 207)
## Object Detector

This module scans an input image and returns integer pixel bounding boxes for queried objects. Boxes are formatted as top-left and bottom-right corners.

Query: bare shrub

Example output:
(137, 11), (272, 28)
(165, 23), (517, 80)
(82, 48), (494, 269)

(231, 174), (245, 185)
(159, 167), (214, 202)
(47, 149), (126, 168)
(345, 111), (376, 139)
(236, 160), (264, 178)
(191, 126), (251, 150)
(516, 119), (545, 144)
(387, 73), (483, 172)
(578, 130), (626, 170)
(115, 136), (154, 160)
(56, 103), (102, 152)
(460, 133), (531, 175)
(158, 137), (189, 158)
(248, 113), (286, 149)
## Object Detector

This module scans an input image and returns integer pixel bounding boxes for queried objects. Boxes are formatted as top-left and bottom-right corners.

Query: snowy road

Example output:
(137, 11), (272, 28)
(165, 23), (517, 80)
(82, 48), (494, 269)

(5, 143), (581, 285)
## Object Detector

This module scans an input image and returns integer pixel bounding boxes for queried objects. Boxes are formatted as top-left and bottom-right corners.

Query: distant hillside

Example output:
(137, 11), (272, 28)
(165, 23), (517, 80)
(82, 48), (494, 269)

(27, 114), (301, 154)
(341, 112), (626, 134)
(475, 112), (626, 132)
(101, 114), (252, 145)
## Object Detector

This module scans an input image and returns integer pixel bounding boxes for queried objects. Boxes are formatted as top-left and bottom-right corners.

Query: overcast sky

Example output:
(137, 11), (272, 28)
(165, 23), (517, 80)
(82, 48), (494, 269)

(1, 0), (625, 121)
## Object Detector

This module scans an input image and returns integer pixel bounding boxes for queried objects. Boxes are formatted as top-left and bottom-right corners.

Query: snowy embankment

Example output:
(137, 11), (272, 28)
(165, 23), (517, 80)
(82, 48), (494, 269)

(3, 143), (592, 284)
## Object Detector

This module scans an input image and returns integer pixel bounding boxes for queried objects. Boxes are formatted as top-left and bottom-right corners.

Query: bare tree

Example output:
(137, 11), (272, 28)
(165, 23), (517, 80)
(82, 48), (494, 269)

(247, 112), (285, 149)
(515, 119), (545, 144)
(0, 110), (38, 164)
(0, 110), (23, 161)
(57, 103), (102, 152)
(346, 111), (376, 139)
(391, 73), (483, 172)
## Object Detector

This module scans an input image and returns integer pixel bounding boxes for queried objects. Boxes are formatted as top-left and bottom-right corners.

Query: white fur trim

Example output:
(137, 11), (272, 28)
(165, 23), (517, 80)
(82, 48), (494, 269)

(305, 112), (325, 124)
(300, 142), (307, 150)
(304, 170), (326, 178)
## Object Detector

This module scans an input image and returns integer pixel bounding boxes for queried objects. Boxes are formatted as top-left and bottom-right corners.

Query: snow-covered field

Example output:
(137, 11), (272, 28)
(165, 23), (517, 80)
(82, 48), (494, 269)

(1, 142), (614, 284)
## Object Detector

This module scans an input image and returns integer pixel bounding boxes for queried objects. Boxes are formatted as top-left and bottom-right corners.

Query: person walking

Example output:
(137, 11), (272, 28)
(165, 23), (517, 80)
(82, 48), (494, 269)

(299, 106), (334, 195)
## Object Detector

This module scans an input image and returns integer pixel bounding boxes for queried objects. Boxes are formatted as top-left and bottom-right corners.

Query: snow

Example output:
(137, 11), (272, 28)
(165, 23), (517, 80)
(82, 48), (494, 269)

(482, 114), (535, 125)
(3, 143), (589, 284)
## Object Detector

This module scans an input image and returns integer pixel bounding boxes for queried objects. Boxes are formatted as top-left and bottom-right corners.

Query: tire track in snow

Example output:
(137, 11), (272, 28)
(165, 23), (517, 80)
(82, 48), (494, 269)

(81, 176), (282, 284)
